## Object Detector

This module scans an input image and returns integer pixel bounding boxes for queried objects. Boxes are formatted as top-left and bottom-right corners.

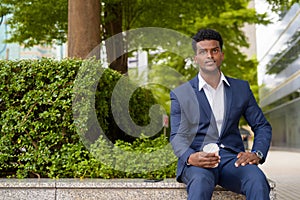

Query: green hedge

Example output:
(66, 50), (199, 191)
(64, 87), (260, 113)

(0, 58), (176, 179)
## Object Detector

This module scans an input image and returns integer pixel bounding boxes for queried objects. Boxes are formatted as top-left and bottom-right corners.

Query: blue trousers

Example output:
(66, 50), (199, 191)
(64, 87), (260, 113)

(181, 148), (270, 200)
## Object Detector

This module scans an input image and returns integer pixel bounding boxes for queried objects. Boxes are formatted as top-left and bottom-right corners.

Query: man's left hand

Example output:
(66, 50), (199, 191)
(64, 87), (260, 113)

(234, 152), (260, 167)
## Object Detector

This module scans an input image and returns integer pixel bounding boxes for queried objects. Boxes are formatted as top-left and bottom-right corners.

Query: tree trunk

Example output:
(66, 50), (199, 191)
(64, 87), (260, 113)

(68, 0), (101, 58)
(104, 3), (128, 74)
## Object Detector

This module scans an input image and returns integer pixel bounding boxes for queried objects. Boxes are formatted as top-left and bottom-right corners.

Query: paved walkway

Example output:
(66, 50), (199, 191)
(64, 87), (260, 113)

(259, 149), (300, 200)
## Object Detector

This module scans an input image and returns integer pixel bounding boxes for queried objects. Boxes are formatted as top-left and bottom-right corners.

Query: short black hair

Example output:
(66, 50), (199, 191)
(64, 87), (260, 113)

(192, 29), (223, 53)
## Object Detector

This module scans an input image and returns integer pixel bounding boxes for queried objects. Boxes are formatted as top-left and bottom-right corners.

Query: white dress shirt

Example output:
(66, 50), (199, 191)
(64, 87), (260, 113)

(198, 72), (230, 135)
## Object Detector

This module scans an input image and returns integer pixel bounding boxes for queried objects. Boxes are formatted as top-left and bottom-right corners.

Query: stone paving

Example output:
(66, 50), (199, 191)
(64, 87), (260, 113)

(259, 149), (300, 200)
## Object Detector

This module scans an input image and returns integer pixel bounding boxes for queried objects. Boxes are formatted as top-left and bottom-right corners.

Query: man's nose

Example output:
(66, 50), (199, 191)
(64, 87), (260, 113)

(206, 50), (213, 58)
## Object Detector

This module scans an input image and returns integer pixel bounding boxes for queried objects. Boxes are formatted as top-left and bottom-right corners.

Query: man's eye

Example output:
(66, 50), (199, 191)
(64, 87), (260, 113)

(198, 50), (206, 55)
(212, 49), (219, 54)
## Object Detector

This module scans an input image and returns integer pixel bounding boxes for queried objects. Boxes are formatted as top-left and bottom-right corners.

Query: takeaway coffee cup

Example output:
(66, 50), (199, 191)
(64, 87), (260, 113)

(203, 143), (220, 167)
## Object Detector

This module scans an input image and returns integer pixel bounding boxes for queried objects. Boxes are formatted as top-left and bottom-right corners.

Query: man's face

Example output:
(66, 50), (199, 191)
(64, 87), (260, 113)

(194, 40), (224, 74)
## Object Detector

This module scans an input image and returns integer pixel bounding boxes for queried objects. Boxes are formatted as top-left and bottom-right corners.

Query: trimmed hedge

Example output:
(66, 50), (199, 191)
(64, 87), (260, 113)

(0, 58), (176, 179)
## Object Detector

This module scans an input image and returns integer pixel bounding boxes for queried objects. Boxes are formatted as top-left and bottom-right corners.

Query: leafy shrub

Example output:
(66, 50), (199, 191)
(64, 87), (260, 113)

(0, 58), (176, 178)
(90, 134), (177, 179)
(0, 58), (79, 178)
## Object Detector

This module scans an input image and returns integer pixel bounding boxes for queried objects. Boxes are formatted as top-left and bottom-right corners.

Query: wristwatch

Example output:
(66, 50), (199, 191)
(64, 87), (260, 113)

(252, 150), (263, 163)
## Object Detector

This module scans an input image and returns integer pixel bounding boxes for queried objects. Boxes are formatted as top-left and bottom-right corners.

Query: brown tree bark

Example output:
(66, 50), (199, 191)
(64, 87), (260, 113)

(68, 0), (101, 59)
(104, 2), (128, 74)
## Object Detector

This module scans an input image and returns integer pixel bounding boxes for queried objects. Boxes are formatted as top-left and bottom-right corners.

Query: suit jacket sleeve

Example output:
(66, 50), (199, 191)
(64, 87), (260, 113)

(243, 82), (272, 163)
(169, 84), (200, 165)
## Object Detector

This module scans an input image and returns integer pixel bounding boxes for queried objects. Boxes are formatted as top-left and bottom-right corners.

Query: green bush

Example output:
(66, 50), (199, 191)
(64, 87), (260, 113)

(0, 58), (176, 179)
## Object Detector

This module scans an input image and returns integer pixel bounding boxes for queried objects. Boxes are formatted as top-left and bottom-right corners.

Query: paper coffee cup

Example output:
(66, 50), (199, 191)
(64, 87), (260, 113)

(203, 143), (219, 155)
(203, 143), (220, 168)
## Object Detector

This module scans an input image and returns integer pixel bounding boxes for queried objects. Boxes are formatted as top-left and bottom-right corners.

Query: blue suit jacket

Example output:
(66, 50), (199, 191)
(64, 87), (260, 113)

(170, 75), (272, 182)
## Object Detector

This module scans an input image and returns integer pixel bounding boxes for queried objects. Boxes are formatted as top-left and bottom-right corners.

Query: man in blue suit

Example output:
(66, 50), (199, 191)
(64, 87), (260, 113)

(170, 29), (272, 199)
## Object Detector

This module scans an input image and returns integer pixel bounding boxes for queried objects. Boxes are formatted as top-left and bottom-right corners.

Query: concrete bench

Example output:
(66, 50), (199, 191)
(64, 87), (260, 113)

(0, 178), (276, 200)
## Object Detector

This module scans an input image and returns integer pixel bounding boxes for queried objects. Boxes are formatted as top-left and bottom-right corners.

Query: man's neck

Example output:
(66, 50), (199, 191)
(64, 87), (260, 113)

(200, 71), (221, 89)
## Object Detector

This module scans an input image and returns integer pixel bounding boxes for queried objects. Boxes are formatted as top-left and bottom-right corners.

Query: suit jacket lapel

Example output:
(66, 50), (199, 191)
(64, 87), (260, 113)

(190, 76), (211, 120)
(220, 82), (232, 136)
(197, 89), (212, 120)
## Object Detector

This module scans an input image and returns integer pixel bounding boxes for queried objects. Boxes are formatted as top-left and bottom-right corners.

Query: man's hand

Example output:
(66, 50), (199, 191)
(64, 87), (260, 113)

(234, 152), (261, 167)
(187, 152), (220, 168)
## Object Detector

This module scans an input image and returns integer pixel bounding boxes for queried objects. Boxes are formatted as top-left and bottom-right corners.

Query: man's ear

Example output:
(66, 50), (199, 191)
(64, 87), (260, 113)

(221, 52), (225, 60)
(193, 56), (198, 64)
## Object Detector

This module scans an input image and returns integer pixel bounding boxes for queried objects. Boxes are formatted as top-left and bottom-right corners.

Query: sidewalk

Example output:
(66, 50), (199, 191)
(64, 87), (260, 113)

(259, 149), (300, 200)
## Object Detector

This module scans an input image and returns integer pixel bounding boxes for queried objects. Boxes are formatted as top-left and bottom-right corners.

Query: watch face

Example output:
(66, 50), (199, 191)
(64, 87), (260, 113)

(256, 151), (263, 159)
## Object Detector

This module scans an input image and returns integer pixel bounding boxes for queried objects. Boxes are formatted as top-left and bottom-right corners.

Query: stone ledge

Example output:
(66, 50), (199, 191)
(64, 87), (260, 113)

(0, 178), (276, 200)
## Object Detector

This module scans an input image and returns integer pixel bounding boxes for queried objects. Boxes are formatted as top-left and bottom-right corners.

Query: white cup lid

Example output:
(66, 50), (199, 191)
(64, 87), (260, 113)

(203, 143), (219, 153)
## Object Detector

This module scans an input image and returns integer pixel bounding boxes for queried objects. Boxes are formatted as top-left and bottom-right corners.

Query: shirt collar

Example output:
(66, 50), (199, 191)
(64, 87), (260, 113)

(198, 72), (230, 91)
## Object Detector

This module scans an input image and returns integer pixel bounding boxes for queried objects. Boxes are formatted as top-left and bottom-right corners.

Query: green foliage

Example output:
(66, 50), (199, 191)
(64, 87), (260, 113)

(1, 0), (68, 47)
(90, 134), (177, 179)
(0, 58), (176, 178)
(1, 0), (273, 99)
(0, 58), (79, 178)
(1, 0), (271, 48)
(0, 0), (290, 96)
(112, 134), (177, 179)
(72, 58), (162, 144)
(264, 0), (299, 12)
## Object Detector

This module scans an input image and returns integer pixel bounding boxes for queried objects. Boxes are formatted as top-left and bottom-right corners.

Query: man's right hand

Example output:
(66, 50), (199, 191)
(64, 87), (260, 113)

(187, 152), (220, 168)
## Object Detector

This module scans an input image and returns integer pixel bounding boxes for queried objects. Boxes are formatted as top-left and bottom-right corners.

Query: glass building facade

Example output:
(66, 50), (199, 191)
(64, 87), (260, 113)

(257, 3), (300, 148)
